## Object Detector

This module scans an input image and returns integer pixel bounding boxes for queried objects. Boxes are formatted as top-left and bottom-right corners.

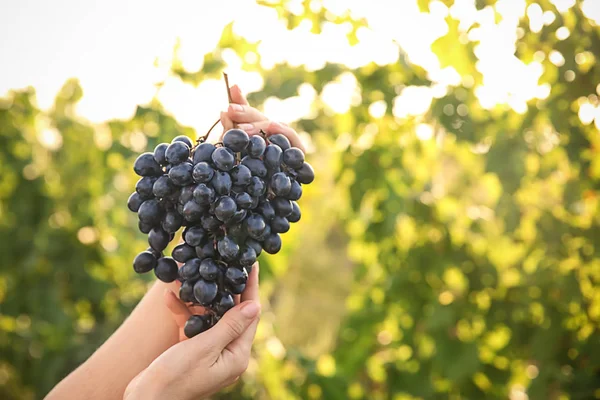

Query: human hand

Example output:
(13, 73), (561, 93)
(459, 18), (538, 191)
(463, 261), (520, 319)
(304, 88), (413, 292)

(123, 264), (260, 400)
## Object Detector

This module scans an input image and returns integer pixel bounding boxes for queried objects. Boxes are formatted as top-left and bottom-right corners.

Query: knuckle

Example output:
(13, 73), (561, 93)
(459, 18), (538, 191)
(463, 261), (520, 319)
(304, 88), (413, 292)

(223, 317), (245, 338)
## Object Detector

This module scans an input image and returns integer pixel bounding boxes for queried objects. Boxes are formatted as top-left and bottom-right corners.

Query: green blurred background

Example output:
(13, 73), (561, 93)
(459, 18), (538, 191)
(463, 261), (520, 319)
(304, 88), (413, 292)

(1, 0), (600, 399)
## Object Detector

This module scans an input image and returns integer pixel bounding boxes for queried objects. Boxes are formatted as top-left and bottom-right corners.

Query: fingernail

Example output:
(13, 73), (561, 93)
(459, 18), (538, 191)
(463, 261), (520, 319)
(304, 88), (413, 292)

(240, 301), (259, 318)
(229, 104), (243, 112)
(238, 123), (253, 132)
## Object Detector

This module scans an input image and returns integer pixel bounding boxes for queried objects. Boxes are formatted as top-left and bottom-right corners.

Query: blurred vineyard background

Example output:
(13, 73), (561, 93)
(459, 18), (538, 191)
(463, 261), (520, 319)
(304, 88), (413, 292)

(1, 0), (600, 399)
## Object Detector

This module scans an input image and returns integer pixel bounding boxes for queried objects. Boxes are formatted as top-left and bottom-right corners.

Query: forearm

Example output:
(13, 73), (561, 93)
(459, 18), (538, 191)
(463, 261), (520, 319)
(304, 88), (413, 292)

(46, 280), (180, 400)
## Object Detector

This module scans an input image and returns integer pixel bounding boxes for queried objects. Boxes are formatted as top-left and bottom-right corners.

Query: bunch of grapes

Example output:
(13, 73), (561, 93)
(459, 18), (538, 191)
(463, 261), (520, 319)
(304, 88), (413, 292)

(127, 128), (314, 337)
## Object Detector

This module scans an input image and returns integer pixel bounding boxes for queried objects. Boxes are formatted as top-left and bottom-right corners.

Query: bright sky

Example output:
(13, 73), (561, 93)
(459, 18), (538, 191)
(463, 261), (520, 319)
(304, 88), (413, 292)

(0, 0), (598, 135)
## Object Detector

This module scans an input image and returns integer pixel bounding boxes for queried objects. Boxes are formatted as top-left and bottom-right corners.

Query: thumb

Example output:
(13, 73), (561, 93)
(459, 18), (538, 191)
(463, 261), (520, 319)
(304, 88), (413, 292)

(202, 300), (260, 352)
(230, 84), (249, 105)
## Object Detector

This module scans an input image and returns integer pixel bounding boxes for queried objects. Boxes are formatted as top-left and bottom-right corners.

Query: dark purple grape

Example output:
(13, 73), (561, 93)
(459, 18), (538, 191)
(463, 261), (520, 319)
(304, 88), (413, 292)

(257, 201), (276, 221)
(263, 233), (282, 254)
(247, 135), (266, 158)
(230, 165), (252, 186)
(138, 220), (153, 234)
(134, 153), (163, 177)
(179, 184), (195, 204)
(230, 209), (248, 225)
(271, 216), (290, 234)
(228, 283), (246, 295)
(165, 141), (190, 165)
(241, 156), (267, 178)
(268, 134), (291, 151)
(182, 201), (205, 222)
(127, 192), (144, 212)
(215, 292), (235, 316)
(225, 267), (248, 286)
(296, 162), (315, 184)
(136, 177), (157, 199)
(287, 180), (302, 201)
(148, 227), (170, 252)
(192, 162), (214, 183)
(193, 280), (218, 305)
(154, 257), (178, 282)
(214, 196), (237, 222)
(223, 128), (250, 152)
(255, 224), (271, 242)
(246, 238), (262, 256)
(239, 246), (257, 267)
(133, 251), (157, 273)
(193, 142), (215, 164)
(169, 162), (194, 186)
(199, 258), (220, 281)
(172, 243), (196, 263)
(152, 175), (176, 198)
(184, 314), (210, 338)
(138, 199), (163, 225)
(227, 220), (246, 238)
(184, 226), (206, 246)
(193, 183), (215, 205)
(217, 236), (240, 261)
(195, 241), (216, 259)
(201, 214), (221, 232)
(288, 201), (301, 223)
(245, 214), (267, 239)
(172, 135), (194, 149)
(270, 172), (292, 197)
(212, 147), (235, 171)
(250, 196), (260, 209)
(235, 192), (253, 209)
(246, 176), (266, 197)
(211, 171), (232, 195)
(179, 280), (196, 303)
(263, 145), (283, 170)
(146, 247), (162, 259)
(153, 143), (169, 166)
(283, 147), (305, 169)
(162, 210), (183, 233)
(180, 258), (202, 280)
(272, 197), (293, 217)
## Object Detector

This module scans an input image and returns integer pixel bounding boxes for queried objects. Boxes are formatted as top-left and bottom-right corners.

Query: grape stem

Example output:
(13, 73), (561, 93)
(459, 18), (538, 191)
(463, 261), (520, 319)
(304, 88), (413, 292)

(223, 72), (238, 130)
(197, 118), (221, 144)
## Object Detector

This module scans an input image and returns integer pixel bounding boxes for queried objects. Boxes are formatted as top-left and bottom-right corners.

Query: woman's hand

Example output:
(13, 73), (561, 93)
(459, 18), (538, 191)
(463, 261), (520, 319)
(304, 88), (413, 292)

(123, 264), (261, 400)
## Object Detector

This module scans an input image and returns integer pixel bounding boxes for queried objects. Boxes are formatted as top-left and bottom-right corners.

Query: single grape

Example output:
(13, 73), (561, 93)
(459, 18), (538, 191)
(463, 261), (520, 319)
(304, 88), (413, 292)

(162, 210), (183, 233)
(212, 147), (235, 171)
(283, 147), (305, 169)
(257, 201), (276, 221)
(214, 196), (237, 222)
(179, 280), (196, 303)
(211, 171), (232, 195)
(138, 220), (153, 234)
(250, 196), (260, 209)
(268, 134), (291, 151)
(152, 175), (176, 198)
(230, 164), (252, 186)
(127, 192), (144, 212)
(246, 176), (266, 197)
(288, 201), (301, 223)
(239, 246), (257, 267)
(245, 213), (267, 239)
(193, 183), (215, 205)
(165, 141), (190, 165)
(246, 238), (263, 256)
(199, 258), (220, 281)
(196, 241), (216, 259)
(193, 142), (216, 164)
(153, 143), (169, 166)
(171, 135), (194, 149)
(136, 177), (157, 199)
(223, 129), (250, 152)
(225, 267), (248, 286)
(271, 216), (290, 234)
(296, 162), (315, 184)
(172, 243), (196, 263)
(255, 224), (271, 242)
(182, 200), (205, 222)
(134, 152), (163, 177)
(146, 247), (162, 259)
(217, 236), (240, 261)
(193, 279), (218, 305)
(241, 156), (268, 178)
(168, 162), (194, 186)
(148, 227), (170, 252)
(272, 197), (293, 217)
(235, 192), (253, 209)
(138, 199), (163, 225)
(201, 214), (221, 232)
(247, 135), (266, 158)
(270, 172), (292, 197)
(227, 283), (246, 295)
(184, 314), (210, 338)
(287, 180), (302, 201)
(192, 162), (214, 183)
(179, 184), (196, 205)
(180, 258), (202, 281)
(133, 251), (157, 273)
(263, 145), (283, 170)
(215, 292), (235, 316)
(184, 226), (206, 246)
(154, 257), (178, 282)
(263, 233), (282, 254)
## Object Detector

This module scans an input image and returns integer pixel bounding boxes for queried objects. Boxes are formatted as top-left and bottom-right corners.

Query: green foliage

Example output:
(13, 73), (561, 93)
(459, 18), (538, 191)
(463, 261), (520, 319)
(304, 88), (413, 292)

(1, 1), (600, 399)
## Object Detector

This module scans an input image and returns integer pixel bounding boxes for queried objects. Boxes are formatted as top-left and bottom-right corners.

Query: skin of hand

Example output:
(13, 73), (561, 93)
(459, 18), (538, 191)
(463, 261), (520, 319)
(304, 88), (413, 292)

(122, 264), (261, 400)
